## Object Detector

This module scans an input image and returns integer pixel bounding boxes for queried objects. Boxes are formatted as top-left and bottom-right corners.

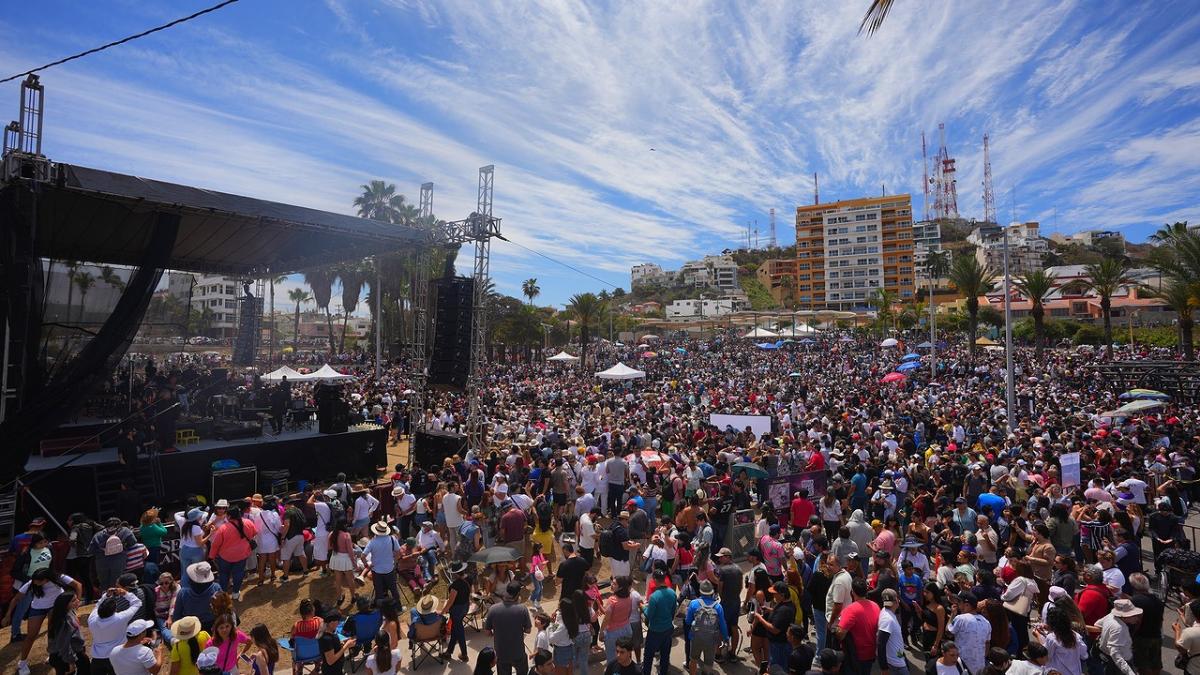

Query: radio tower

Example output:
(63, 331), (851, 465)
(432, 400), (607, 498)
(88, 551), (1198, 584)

(982, 134), (996, 224)
(921, 131), (930, 221)
(768, 208), (777, 248)
(932, 123), (959, 219)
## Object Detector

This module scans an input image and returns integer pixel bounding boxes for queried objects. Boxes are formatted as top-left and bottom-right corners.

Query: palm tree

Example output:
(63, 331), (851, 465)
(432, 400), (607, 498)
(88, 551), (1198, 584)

(859, 0), (895, 35)
(868, 288), (898, 337)
(522, 278), (540, 305)
(1144, 280), (1195, 360)
(74, 271), (96, 323)
(288, 288), (311, 347)
(567, 292), (604, 368)
(353, 180), (402, 223)
(99, 266), (126, 294)
(64, 262), (79, 323)
(1067, 258), (1135, 359)
(947, 256), (997, 355)
(1013, 269), (1057, 359)
(304, 267), (337, 354)
(267, 274), (288, 367)
(335, 262), (369, 352)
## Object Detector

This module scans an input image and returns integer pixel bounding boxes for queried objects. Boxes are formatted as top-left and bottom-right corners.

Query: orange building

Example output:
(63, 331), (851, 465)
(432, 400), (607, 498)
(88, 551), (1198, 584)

(794, 194), (916, 311)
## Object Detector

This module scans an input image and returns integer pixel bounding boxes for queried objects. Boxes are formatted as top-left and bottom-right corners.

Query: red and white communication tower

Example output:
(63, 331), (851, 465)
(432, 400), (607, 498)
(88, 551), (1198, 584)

(982, 133), (996, 224)
(931, 123), (959, 220)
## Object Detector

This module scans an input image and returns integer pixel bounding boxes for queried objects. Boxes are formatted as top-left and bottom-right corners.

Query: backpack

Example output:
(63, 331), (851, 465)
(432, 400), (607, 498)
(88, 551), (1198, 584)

(691, 601), (721, 642)
(72, 522), (97, 558)
(104, 532), (125, 556)
(455, 523), (476, 560)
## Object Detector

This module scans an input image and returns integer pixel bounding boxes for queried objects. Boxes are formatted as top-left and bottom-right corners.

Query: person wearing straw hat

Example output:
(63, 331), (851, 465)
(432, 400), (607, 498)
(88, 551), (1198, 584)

(685, 580), (728, 675)
(1096, 598), (1143, 675)
(167, 616), (210, 675)
(407, 594), (442, 640)
(364, 521), (401, 603)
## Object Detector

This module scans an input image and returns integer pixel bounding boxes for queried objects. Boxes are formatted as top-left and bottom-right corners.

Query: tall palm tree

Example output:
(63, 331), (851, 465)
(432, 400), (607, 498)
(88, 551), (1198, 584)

(1013, 269), (1057, 359)
(288, 288), (311, 347)
(353, 180), (404, 223)
(567, 292), (604, 369)
(859, 0), (895, 35)
(1144, 280), (1195, 360)
(868, 288), (898, 337)
(336, 262), (369, 352)
(947, 256), (997, 356)
(304, 267), (337, 354)
(267, 274), (288, 367)
(74, 271), (96, 323)
(99, 265), (126, 294)
(1067, 258), (1135, 360)
(522, 278), (540, 305)
(64, 262), (79, 323)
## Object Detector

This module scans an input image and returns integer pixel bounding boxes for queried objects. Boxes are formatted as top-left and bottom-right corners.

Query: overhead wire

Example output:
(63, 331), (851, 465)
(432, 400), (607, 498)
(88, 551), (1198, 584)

(0, 0), (241, 84)
(496, 234), (620, 290)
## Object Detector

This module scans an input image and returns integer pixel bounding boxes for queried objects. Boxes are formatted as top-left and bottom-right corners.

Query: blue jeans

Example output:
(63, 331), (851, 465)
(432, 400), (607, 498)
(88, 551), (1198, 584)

(642, 629), (672, 675)
(768, 641), (790, 668)
(573, 627), (591, 674)
(215, 557), (247, 594)
(419, 550), (438, 580)
(813, 610), (828, 652)
(448, 605), (468, 656)
(180, 546), (206, 572)
(604, 624), (632, 664)
(10, 588), (32, 638)
(531, 576), (543, 603)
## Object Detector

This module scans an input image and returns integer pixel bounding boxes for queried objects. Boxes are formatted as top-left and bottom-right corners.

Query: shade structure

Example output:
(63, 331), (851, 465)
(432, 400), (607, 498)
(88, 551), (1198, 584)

(731, 462), (769, 479)
(1118, 388), (1169, 401)
(975, 336), (998, 345)
(742, 327), (780, 339)
(596, 362), (646, 380)
(756, 342), (780, 350)
(915, 341), (934, 348)
(775, 324), (819, 336)
(468, 546), (523, 565)
(312, 364), (357, 382)
(1116, 399), (1165, 414)
(547, 351), (580, 362)
(896, 361), (921, 372)
(880, 338), (899, 348)
(262, 366), (312, 382)
(881, 372), (907, 384)
(900, 353), (921, 362)
(640, 334), (660, 341)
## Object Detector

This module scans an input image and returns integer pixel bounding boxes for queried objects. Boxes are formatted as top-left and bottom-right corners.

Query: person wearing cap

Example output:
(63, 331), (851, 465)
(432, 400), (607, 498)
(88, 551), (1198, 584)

(685, 579), (728, 675)
(752, 580), (796, 669)
(712, 546), (743, 662)
(642, 568), (679, 675)
(1096, 599), (1143, 675)
(948, 591), (990, 675)
(877, 588), (910, 675)
(173, 506), (209, 574)
(393, 483), (418, 541)
(363, 521), (401, 602)
(108, 618), (165, 675)
(415, 521), (444, 584)
(484, 581), (532, 674)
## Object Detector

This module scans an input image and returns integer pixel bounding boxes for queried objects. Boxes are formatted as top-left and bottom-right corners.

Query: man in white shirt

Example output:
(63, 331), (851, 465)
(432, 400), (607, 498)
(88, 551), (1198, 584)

(574, 486), (595, 519)
(108, 619), (165, 675)
(1098, 551), (1126, 594)
(442, 483), (465, 553)
(89, 587), (145, 672)
(877, 590), (909, 675)
(1096, 599), (1142, 675)
(948, 592), (991, 675)
(576, 507), (598, 566)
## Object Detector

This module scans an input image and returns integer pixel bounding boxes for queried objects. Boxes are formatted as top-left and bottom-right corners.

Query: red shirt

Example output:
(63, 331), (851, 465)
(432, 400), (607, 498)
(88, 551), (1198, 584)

(838, 599), (881, 661)
(791, 498), (815, 530)
(1075, 584), (1111, 626)
(208, 519), (258, 563)
(499, 508), (527, 544)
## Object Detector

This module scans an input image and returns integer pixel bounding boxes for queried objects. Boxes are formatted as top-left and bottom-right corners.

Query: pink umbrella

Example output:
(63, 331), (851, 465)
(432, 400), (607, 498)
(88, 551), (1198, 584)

(642, 351), (658, 358)
(881, 372), (907, 384)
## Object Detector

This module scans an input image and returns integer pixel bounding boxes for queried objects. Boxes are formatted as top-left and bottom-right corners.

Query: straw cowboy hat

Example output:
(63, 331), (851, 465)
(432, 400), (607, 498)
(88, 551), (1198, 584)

(417, 595), (439, 613)
(370, 521), (392, 536)
(173, 616), (202, 641)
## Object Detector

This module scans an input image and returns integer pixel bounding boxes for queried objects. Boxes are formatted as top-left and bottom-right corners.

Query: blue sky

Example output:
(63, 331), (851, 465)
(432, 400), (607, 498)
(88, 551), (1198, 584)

(3, 1), (1200, 309)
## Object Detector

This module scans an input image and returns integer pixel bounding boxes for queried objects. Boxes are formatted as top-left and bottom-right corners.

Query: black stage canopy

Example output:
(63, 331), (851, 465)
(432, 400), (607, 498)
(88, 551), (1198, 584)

(20, 163), (424, 275)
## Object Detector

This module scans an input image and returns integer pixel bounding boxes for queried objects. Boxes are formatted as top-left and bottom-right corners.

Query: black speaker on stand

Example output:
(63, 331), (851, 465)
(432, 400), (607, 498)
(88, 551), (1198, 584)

(315, 383), (349, 434)
(232, 295), (263, 366)
(413, 429), (468, 470)
(429, 277), (474, 390)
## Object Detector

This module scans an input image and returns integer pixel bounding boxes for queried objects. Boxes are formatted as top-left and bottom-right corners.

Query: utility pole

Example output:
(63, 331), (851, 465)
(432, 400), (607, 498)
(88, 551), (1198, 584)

(1002, 225), (1015, 431)
(929, 273), (937, 379)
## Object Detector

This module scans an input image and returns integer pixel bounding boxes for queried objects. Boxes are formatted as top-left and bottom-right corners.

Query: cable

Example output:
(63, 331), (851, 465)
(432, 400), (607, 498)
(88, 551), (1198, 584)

(496, 235), (620, 290)
(0, 0), (241, 84)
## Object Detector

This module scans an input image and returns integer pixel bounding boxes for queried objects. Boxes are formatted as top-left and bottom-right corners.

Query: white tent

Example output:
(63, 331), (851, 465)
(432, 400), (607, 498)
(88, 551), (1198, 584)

(775, 324), (819, 336)
(596, 362), (647, 380)
(741, 327), (779, 339)
(547, 351), (580, 363)
(262, 366), (313, 382)
(313, 364), (357, 381)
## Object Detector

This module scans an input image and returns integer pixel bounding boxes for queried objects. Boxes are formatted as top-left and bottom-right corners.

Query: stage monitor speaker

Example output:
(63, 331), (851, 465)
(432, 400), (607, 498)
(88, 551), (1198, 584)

(212, 466), (257, 504)
(232, 296), (263, 365)
(429, 277), (474, 390)
(318, 398), (349, 434)
(413, 429), (467, 470)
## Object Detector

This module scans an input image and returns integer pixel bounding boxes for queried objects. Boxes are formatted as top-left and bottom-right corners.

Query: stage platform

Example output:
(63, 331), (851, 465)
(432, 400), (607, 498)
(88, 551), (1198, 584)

(18, 425), (388, 527)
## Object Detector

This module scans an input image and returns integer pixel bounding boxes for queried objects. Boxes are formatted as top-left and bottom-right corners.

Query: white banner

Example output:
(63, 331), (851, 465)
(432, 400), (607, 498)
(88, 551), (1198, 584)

(710, 413), (772, 439)
(1060, 452), (1081, 488)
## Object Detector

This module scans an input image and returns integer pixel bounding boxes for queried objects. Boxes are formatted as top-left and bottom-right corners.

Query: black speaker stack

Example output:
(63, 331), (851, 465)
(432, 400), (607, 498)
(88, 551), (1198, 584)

(232, 296), (263, 365)
(414, 429), (468, 470)
(315, 383), (349, 434)
(429, 277), (474, 390)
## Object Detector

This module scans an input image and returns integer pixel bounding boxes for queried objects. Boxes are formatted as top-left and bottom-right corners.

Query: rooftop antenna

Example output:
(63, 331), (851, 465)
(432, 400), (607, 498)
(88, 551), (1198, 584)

(881, 183), (886, 197)
(932, 122), (959, 219)
(921, 131), (930, 221)
(813, 172), (820, 205)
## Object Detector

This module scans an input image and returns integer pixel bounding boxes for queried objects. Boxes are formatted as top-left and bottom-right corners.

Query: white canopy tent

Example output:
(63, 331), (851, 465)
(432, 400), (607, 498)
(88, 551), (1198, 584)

(775, 324), (819, 336)
(741, 327), (779, 339)
(596, 362), (647, 380)
(262, 366), (313, 382)
(312, 364), (357, 381)
(547, 351), (580, 363)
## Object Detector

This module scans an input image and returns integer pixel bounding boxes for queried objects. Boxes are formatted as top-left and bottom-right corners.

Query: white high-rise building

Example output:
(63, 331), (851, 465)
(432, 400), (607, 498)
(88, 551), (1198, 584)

(167, 273), (243, 337)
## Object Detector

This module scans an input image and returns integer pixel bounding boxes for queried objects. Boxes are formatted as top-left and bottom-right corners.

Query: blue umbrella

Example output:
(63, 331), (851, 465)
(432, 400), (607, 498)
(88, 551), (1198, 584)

(896, 361), (921, 372)
(901, 353), (921, 362)
(756, 342), (779, 350)
(674, 347), (687, 354)
(799, 338), (816, 344)
(774, 340), (787, 348)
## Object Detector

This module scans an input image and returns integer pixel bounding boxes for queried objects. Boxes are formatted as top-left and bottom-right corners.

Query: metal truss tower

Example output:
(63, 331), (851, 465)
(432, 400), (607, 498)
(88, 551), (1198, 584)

(767, 208), (776, 248)
(931, 123), (959, 220)
(982, 134), (996, 225)
(408, 182), (434, 435)
(466, 166), (495, 454)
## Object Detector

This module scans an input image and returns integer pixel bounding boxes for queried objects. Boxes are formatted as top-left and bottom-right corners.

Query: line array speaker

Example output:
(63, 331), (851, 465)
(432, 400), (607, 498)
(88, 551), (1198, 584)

(429, 277), (474, 390)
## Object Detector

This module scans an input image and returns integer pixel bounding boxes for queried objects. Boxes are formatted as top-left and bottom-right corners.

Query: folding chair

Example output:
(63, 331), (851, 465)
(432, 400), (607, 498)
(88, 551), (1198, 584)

(337, 611), (382, 671)
(278, 636), (322, 675)
(462, 594), (489, 632)
(408, 616), (447, 669)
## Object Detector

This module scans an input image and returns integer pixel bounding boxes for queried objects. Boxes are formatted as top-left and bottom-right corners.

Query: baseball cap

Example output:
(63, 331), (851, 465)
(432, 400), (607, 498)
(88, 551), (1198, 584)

(125, 619), (154, 637)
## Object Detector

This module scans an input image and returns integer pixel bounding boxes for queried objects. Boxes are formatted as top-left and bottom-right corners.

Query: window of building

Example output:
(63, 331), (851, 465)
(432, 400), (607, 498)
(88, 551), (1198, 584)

(225, 285), (235, 295)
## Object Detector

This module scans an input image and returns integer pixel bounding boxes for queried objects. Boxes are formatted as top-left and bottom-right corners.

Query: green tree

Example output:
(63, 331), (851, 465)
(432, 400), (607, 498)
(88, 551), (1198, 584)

(353, 180), (411, 223)
(1066, 258), (1134, 359)
(288, 288), (311, 346)
(1144, 280), (1195, 361)
(304, 267), (337, 354)
(336, 262), (370, 352)
(1013, 269), (1057, 359)
(74, 271), (96, 323)
(522, 278), (540, 306)
(266, 273), (288, 366)
(99, 265), (126, 294)
(868, 288), (898, 337)
(567, 292), (604, 369)
(1149, 221), (1200, 360)
(947, 256), (996, 356)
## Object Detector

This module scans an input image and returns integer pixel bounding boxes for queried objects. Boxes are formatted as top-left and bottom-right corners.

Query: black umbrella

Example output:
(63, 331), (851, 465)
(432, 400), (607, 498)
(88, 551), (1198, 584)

(468, 546), (523, 565)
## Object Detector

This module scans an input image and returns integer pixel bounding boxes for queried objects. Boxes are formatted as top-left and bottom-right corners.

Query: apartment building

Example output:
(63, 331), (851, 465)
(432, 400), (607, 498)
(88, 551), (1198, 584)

(630, 255), (739, 293)
(911, 220), (946, 285)
(794, 194), (916, 311)
(665, 298), (739, 320)
(756, 258), (798, 305)
(971, 221), (1048, 275)
(630, 263), (670, 288)
(167, 273), (244, 337)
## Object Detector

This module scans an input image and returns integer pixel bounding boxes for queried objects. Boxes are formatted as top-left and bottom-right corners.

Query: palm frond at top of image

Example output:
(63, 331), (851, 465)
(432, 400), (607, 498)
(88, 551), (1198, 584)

(859, 0), (895, 36)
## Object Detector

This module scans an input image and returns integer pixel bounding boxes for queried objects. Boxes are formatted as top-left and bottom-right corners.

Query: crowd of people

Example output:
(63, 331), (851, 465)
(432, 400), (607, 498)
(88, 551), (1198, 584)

(9, 329), (1200, 675)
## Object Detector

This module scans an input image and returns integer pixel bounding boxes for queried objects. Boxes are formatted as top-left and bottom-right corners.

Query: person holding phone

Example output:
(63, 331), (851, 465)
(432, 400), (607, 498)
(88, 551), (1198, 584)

(109, 619), (167, 675)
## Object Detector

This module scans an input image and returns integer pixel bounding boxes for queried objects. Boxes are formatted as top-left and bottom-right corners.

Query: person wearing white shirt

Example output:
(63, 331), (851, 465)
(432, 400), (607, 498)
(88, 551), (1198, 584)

(574, 488), (595, 519)
(442, 485), (465, 553)
(89, 588), (145, 668)
(1098, 550), (1126, 593)
(352, 488), (380, 537)
(576, 509), (597, 566)
(1096, 600), (1142, 675)
(251, 498), (283, 583)
(108, 619), (165, 675)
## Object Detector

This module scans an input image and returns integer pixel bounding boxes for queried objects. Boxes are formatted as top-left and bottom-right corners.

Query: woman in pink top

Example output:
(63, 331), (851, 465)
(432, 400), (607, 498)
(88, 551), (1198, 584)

(529, 542), (548, 612)
(209, 613), (250, 675)
(207, 507), (258, 600)
(600, 576), (636, 664)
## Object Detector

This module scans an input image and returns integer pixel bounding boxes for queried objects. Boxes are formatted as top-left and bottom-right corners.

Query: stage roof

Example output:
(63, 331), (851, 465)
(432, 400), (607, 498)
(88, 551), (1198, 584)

(10, 164), (426, 275)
